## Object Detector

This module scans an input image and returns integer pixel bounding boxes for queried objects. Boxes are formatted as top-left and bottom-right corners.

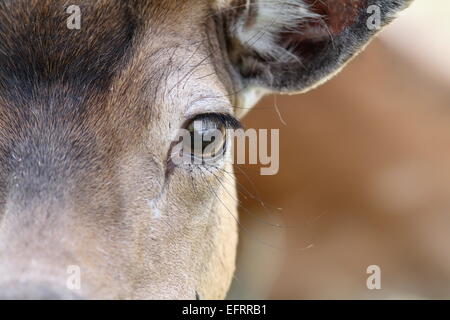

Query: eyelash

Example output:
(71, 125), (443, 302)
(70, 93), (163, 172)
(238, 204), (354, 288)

(186, 112), (242, 131)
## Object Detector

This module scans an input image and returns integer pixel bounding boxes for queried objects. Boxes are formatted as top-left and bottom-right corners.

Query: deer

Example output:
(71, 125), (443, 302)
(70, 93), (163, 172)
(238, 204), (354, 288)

(0, 0), (413, 299)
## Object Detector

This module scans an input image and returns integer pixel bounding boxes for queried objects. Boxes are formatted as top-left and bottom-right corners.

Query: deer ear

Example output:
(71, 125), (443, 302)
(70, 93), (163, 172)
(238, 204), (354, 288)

(217, 0), (413, 112)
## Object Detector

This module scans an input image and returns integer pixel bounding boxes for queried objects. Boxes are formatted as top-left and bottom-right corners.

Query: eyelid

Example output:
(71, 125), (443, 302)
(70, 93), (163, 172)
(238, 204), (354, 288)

(184, 112), (242, 130)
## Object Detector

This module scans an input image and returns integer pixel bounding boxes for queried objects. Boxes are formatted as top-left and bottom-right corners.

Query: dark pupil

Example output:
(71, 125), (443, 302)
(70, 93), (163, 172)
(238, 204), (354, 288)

(191, 129), (217, 152)
(187, 119), (224, 158)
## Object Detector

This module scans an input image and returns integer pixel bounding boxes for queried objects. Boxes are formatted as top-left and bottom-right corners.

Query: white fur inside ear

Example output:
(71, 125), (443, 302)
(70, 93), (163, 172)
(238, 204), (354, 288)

(233, 0), (320, 62)
(235, 85), (271, 118)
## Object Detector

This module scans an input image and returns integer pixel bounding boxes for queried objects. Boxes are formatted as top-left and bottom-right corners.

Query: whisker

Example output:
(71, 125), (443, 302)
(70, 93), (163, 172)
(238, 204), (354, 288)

(196, 167), (287, 251)
(204, 166), (293, 229)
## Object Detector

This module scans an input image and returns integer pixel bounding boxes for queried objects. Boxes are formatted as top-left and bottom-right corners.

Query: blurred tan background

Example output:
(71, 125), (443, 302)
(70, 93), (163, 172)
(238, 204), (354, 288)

(228, 0), (450, 299)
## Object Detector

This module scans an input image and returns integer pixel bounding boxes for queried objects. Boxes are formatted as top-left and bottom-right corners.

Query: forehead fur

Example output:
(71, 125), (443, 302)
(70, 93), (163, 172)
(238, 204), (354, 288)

(0, 0), (212, 98)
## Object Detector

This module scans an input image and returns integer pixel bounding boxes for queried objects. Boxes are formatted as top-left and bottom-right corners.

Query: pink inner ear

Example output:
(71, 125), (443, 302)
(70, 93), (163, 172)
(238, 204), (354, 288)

(297, 0), (367, 40)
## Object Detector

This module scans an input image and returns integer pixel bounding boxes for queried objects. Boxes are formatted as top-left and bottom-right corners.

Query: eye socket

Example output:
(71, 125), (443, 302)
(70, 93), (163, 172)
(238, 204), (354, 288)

(170, 113), (241, 167)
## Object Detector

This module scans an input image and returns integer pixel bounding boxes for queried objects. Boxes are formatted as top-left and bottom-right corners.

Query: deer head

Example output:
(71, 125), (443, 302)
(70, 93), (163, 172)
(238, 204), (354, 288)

(0, 0), (412, 299)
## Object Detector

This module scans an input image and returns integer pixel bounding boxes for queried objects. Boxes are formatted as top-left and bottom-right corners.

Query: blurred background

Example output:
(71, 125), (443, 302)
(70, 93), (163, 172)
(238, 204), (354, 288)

(228, 0), (450, 299)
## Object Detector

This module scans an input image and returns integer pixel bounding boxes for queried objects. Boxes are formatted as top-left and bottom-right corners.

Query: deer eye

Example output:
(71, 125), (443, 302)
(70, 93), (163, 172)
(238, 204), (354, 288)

(184, 114), (229, 162)
(169, 113), (241, 170)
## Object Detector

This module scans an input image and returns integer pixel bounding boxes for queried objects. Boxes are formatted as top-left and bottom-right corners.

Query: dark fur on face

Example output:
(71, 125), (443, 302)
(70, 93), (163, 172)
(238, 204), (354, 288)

(0, 0), (136, 201)
(0, 0), (137, 96)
